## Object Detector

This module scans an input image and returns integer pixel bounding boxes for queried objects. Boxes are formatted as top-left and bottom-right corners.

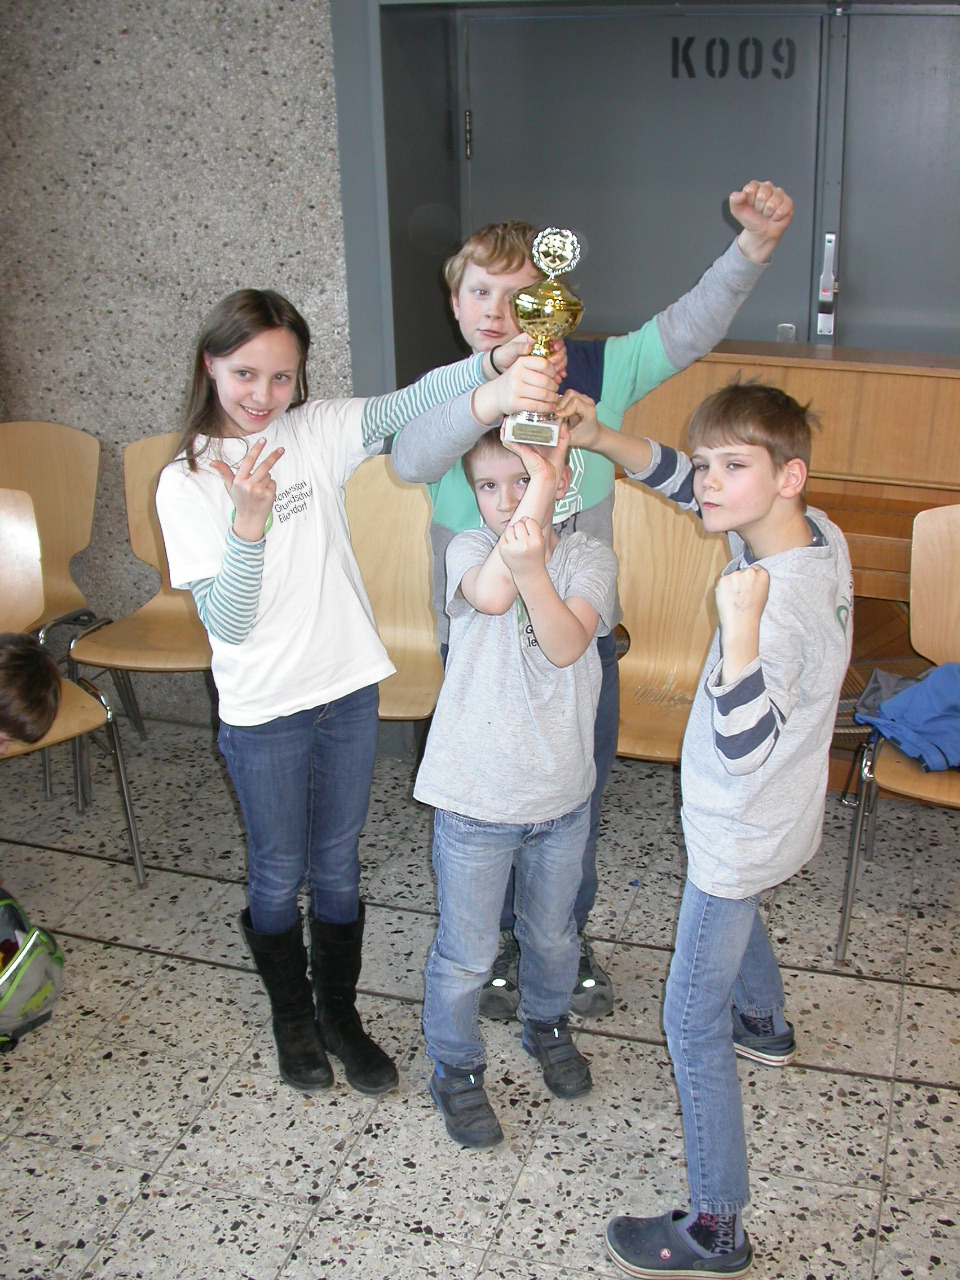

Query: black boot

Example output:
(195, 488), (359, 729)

(240, 909), (334, 1092)
(309, 902), (399, 1096)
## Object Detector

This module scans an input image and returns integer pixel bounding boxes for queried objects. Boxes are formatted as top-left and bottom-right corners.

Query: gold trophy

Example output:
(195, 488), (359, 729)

(503, 227), (583, 447)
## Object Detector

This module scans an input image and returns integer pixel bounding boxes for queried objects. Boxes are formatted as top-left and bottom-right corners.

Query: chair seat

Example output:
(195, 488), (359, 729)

(378, 646), (443, 720)
(874, 740), (960, 808)
(71, 593), (211, 672)
(2, 680), (107, 757)
(615, 698), (692, 764)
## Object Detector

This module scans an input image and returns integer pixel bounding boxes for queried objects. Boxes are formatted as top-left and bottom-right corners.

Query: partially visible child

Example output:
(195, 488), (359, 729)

(414, 417), (618, 1148)
(561, 384), (852, 1277)
(0, 633), (61, 755)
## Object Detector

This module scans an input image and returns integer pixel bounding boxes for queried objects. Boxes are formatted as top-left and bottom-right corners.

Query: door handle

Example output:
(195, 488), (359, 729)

(818, 233), (838, 337)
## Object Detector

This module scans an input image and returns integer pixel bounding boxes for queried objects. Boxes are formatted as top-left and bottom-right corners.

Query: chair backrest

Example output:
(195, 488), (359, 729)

(343, 452), (443, 719)
(910, 503), (960, 666)
(0, 488), (45, 631)
(0, 421), (100, 624)
(123, 432), (180, 587)
(612, 478), (728, 761)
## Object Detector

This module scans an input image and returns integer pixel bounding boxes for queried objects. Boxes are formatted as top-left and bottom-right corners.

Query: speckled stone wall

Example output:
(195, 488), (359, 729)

(0, 0), (351, 724)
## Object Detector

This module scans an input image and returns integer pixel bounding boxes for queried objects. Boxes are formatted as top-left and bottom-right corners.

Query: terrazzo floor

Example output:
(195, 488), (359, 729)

(1, 718), (958, 1279)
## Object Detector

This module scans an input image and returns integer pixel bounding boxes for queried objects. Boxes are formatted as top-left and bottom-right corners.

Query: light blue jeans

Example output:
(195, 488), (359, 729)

(423, 800), (589, 1070)
(664, 878), (787, 1214)
(218, 683), (379, 935)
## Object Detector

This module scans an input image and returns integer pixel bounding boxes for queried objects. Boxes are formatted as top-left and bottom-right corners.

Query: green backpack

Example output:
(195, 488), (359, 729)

(0, 895), (64, 1050)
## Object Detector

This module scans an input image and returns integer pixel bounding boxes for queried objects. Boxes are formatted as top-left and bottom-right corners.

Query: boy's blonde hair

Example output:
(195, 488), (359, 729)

(443, 221), (541, 296)
(462, 428), (508, 488)
(687, 381), (819, 470)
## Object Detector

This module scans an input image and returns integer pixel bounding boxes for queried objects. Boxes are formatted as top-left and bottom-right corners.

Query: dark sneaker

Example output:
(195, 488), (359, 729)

(731, 1008), (796, 1067)
(606, 1210), (754, 1277)
(429, 1066), (503, 1148)
(569, 932), (614, 1018)
(479, 928), (520, 1021)
(521, 1019), (593, 1098)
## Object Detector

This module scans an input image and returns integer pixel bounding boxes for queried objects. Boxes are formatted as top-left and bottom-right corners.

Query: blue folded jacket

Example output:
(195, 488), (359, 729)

(855, 663), (960, 772)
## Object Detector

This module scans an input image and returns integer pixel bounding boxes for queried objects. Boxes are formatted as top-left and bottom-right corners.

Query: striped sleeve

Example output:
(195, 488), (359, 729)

(705, 657), (784, 775)
(626, 440), (698, 510)
(188, 527), (265, 645)
(360, 353), (487, 449)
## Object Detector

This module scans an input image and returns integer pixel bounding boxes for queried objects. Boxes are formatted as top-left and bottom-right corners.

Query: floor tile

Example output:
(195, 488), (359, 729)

(17, 1038), (231, 1170)
(885, 1082), (960, 1202)
(742, 1064), (893, 1189)
(744, 1172), (882, 1279)
(356, 904), (435, 1002)
(77, 1175), (309, 1279)
(896, 985), (960, 1086)
(873, 1191), (960, 1279)
(0, 1138), (144, 1280)
(281, 1218), (487, 1279)
(786, 969), (902, 1077)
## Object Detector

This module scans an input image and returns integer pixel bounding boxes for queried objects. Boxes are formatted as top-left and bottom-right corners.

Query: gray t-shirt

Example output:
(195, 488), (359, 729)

(680, 512), (853, 898)
(414, 528), (619, 824)
(627, 441), (854, 897)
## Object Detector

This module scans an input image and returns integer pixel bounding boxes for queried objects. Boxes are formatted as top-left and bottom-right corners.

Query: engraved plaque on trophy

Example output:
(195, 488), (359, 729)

(502, 227), (583, 448)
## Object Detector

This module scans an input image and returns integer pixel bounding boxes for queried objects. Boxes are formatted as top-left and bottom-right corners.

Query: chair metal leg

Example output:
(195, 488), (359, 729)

(41, 746), (54, 798)
(73, 731), (94, 812)
(110, 669), (147, 741)
(837, 735), (879, 963)
(77, 678), (146, 886)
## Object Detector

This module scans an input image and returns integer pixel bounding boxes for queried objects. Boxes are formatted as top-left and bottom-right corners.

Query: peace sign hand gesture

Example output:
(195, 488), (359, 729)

(209, 438), (284, 542)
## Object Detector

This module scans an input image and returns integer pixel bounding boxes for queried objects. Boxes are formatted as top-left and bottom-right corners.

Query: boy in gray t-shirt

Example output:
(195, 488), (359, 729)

(415, 419), (618, 1148)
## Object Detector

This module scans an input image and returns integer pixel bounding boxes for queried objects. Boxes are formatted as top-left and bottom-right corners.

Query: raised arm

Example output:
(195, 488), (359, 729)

(500, 521), (599, 667)
(391, 335), (561, 481)
(460, 434), (568, 615)
(707, 566), (788, 776)
(358, 351), (488, 450)
(560, 389), (654, 474)
(460, 470), (559, 615)
(656, 180), (793, 372)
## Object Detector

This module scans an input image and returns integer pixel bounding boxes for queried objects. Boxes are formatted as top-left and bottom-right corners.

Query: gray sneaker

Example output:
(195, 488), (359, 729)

(731, 1008), (797, 1067)
(479, 928), (520, 1021)
(569, 933), (614, 1018)
(429, 1066), (504, 1147)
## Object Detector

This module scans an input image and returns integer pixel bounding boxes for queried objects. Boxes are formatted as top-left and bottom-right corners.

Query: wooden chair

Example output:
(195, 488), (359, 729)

(343, 452), (443, 720)
(0, 421), (101, 634)
(837, 503), (960, 962)
(612, 478), (729, 763)
(69, 433), (212, 737)
(0, 488), (145, 885)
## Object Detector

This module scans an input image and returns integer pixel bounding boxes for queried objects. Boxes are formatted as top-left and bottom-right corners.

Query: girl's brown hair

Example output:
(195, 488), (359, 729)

(176, 289), (311, 470)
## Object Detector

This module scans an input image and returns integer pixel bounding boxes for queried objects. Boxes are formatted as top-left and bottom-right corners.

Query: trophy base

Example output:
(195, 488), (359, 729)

(502, 411), (560, 447)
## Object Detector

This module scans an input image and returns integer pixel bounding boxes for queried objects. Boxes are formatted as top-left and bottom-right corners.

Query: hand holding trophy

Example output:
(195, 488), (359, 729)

(503, 227), (583, 447)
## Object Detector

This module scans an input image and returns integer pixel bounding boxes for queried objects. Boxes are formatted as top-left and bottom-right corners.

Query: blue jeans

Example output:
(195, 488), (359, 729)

(664, 879), (786, 1214)
(423, 800), (589, 1070)
(218, 683), (379, 935)
(498, 628), (620, 934)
